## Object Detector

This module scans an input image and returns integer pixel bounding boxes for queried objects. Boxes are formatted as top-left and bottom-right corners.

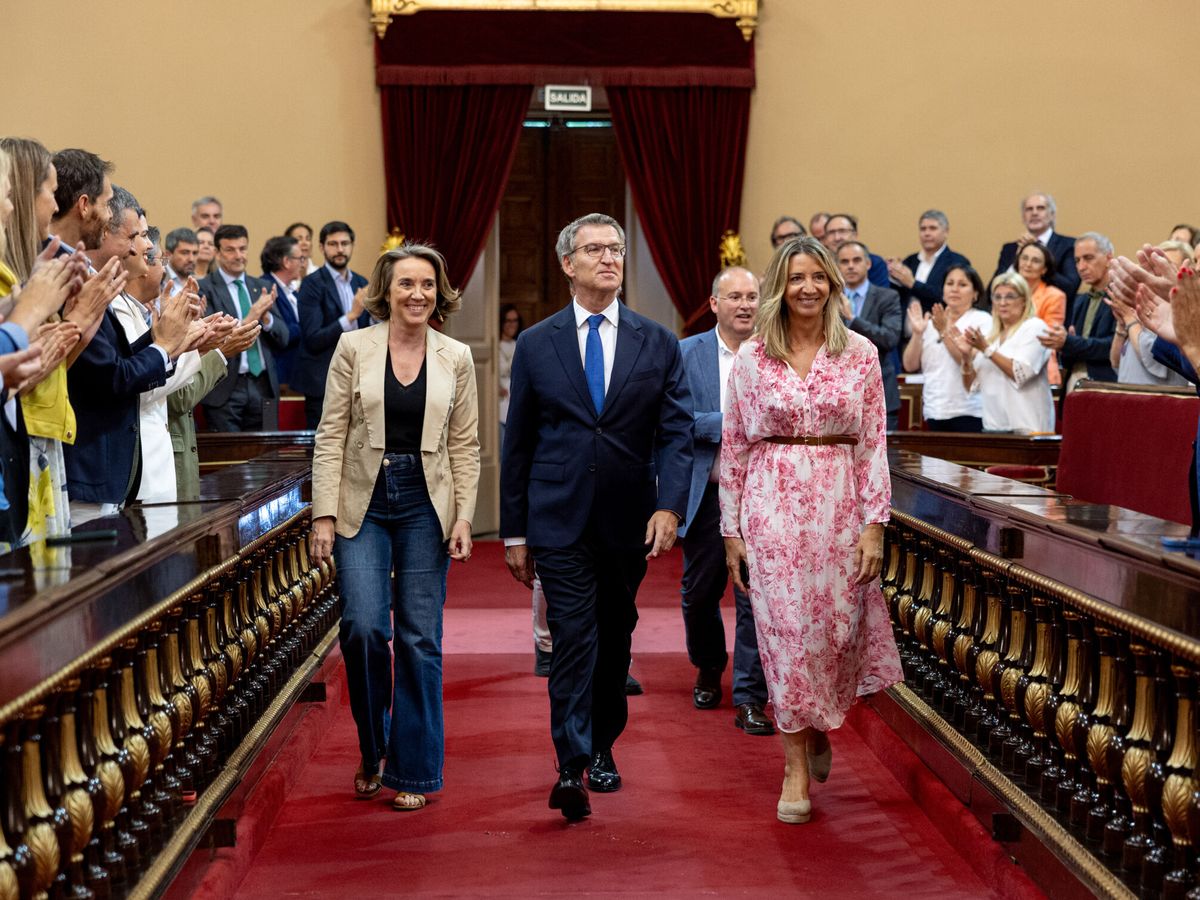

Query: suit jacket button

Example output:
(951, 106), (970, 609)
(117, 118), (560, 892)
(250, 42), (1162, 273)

(595, 427), (602, 435)
(588, 463), (596, 472)
(356, 441), (364, 449)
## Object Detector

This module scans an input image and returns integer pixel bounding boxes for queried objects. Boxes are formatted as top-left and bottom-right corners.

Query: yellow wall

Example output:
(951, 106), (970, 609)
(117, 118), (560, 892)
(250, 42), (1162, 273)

(5, 1), (1198, 284)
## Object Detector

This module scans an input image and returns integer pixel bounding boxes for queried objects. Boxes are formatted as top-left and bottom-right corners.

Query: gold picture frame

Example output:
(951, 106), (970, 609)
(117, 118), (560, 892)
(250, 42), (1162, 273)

(369, 1), (759, 42)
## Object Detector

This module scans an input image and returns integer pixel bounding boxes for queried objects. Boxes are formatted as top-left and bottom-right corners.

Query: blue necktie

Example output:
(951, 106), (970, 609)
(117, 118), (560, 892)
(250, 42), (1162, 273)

(584, 313), (606, 415)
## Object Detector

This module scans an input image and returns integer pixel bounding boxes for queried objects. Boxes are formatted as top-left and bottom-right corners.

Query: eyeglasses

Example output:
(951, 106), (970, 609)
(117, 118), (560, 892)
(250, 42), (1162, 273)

(772, 232), (802, 245)
(717, 292), (759, 303)
(571, 243), (626, 259)
(144, 254), (160, 265)
(992, 292), (1023, 303)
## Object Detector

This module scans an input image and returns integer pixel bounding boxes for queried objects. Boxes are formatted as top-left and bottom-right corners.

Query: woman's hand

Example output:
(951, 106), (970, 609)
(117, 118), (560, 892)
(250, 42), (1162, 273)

(449, 518), (473, 562)
(929, 302), (948, 335)
(724, 536), (749, 593)
(963, 326), (988, 351)
(308, 516), (335, 565)
(906, 300), (928, 335)
(853, 524), (884, 585)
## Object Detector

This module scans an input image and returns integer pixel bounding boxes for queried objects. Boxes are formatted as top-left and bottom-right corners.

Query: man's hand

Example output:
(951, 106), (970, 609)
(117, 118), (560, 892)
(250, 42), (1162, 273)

(644, 509), (678, 560)
(839, 293), (853, 321)
(724, 536), (749, 593)
(504, 544), (535, 587)
(64, 257), (126, 330)
(308, 516), (335, 565)
(153, 281), (200, 357)
(0, 345), (42, 392)
(194, 313), (237, 354)
(349, 286), (367, 321)
(218, 319), (262, 357)
(246, 285), (276, 323)
(886, 258), (915, 288)
(853, 524), (885, 585)
(1039, 323), (1067, 350)
(1015, 232), (1038, 251)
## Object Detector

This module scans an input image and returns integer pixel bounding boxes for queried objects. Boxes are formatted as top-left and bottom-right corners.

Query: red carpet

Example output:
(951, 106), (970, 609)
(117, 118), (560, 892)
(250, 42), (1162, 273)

(216, 541), (1043, 899)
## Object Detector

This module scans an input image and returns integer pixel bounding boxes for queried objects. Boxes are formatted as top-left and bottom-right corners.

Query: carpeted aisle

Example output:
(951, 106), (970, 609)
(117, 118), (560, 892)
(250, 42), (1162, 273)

(229, 542), (1043, 899)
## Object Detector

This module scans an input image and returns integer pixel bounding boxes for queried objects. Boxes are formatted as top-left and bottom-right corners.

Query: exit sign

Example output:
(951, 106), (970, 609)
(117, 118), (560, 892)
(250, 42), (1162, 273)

(544, 85), (592, 112)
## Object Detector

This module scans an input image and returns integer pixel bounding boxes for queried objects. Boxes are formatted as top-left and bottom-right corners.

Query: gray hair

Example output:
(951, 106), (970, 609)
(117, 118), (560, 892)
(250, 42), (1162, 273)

(192, 195), (221, 213)
(1021, 192), (1057, 219)
(770, 215), (805, 236)
(108, 185), (142, 231)
(918, 209), (949, 229)
(1077, 231), (1113, 255)
(165, 227), (198, 252)
(555, 213), (625, 263)
(711, 266), (758, 296)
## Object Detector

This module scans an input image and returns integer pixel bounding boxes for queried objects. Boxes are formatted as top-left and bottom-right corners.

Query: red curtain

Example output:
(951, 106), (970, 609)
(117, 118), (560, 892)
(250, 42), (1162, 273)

(608, 86), (750, 334)
(379, 85), (531, 287)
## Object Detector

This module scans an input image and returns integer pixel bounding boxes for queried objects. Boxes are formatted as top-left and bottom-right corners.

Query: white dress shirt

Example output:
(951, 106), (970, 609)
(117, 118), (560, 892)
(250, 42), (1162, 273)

(914, 243), (946, 285)
(219, 267), (270, 375)
(573, 296), (618, 391)
(709, 327), (736, 482)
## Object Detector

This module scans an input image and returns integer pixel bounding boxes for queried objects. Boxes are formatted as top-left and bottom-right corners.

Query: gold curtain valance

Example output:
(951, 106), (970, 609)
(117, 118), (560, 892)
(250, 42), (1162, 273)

(370, 1), (759, 41)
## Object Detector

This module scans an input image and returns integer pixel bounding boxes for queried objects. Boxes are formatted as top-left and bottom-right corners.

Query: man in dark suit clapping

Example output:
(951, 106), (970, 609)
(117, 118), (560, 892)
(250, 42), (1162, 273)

(198, 224), (290, 431)
(993, 192), (1080, 303)
(501, 213), (693, 821)
(886, 209), (971, 313)
(837, 241), (903, 429)
(291, 221), (369, 428)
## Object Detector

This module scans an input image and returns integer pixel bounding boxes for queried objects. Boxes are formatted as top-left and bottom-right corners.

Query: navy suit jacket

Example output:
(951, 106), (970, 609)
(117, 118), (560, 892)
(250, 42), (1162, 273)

(291, 265), (369, 397)
(994, 233), (1080, 301)
(198, 270), (291, 404)
(899, 247), (971, 312)
(847, 283), (903, 414)
(263, 272), (301, 388)
(678, 329), (724, 537)
(867, 253), (889, 289)
(64, 306), (168, 503)
(1060, 291), (1117, 385)
(500, 303), (693, 549)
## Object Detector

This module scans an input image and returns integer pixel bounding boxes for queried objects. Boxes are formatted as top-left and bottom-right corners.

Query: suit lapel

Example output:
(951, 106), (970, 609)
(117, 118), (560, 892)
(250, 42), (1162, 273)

(358, 325), (388, 449)
(422, 330), (454, 452)
(702, 330), (721, 411)
(603, 306), (645, 418)
(550, 307), (595, 415)
(860, 285), (878, 321)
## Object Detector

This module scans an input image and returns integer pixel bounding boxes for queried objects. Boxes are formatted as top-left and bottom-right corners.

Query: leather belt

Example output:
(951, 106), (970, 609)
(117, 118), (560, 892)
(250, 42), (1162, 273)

(763, 434), (858, 447)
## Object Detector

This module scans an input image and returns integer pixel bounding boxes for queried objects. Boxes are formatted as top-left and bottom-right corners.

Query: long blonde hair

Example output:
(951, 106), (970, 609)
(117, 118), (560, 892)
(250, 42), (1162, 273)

(0, 138), (52, 281)
(756, 236), (849, 360)
(988, 271), (1035, 342)
(0, 147), (10, 271)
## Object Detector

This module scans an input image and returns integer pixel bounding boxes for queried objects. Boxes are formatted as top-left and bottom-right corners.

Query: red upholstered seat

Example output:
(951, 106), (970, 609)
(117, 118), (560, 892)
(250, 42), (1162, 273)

(1056, 386), (1198, 525)
(278, 396), (307, 431)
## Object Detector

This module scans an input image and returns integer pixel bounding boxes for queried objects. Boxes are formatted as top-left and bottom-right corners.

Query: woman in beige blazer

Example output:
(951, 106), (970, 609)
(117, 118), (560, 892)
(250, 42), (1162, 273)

(309, 243), (479, 811)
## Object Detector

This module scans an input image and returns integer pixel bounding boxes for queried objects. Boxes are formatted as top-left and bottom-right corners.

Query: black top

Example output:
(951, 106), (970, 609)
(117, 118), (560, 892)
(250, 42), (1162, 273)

(384, 350), (426, 453)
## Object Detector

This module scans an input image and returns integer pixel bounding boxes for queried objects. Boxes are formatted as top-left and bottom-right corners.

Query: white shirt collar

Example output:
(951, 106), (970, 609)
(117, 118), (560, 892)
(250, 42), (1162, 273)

(1036, 227), (1055, 245)
(918, 243), (947, 266)
(218, 266), (244, 286)
(573, 296), (620, 329)
(714, 327), (735, 356)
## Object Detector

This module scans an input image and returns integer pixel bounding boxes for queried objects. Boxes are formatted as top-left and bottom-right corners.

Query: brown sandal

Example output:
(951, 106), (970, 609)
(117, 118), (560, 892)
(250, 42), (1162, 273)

(392, 792), (427, 811)
(354, 764), (382, 799)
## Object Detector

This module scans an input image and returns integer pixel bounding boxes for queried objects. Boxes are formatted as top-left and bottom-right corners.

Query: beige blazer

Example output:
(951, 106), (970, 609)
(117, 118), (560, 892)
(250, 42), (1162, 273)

(311, 323), (480, 540)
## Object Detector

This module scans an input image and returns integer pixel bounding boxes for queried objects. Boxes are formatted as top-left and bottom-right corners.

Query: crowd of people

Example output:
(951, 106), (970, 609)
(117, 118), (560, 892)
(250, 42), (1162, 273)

(0, 138), (383, 542)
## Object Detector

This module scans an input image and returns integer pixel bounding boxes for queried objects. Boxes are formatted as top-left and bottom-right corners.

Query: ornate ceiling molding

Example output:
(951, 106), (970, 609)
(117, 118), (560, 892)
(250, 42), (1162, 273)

(370, 1), (759, 42)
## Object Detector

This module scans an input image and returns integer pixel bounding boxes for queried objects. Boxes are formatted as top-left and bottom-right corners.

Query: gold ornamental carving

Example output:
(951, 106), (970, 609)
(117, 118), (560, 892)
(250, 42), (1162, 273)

(24, 822), (59, 899)
(369, 0), (760, 41)
(1054, 700), (1081, 760)
(62, 788), (94, 862)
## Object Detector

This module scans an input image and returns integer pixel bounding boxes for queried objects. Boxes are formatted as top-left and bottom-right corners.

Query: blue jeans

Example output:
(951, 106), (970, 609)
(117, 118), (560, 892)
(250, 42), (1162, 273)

(334, 452), (449, 793)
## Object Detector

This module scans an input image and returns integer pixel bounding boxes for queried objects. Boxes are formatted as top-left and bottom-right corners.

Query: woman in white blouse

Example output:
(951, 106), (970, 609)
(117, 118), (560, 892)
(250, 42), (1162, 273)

(901, 264), (992, 431)
(954, 273), (1055, 433)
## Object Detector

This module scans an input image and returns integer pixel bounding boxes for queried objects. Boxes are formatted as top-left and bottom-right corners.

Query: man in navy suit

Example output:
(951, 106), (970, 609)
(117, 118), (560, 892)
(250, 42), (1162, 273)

(259, 235), (304, 390)
(1040, 232), (1117, 392)
(292, 221), (369, 428)
(198, 225), (290, 431)
(678, 267), (771, 735)
(886, 210), (971, 312)
(837, 241), (904, 428)
(501, 213), (693, 820)
(822, 213), (890, 287)
(993, 193), (1080, 303)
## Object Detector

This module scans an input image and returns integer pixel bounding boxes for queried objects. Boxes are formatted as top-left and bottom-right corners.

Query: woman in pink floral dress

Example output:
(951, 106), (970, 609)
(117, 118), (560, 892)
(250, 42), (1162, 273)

(720, 236), (903, 824)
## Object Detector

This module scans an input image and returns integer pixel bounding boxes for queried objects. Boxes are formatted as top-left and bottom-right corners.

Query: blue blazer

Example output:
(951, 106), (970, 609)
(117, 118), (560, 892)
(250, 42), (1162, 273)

(64, 307), (168, 503)
(500, 303), (694, 549)
(1061, 292), (1117, 384)
(678, 329), (723, 538)
(291, 265), (369, 397)
(899, 247), (971, 312)
(263, 272), (301, 388)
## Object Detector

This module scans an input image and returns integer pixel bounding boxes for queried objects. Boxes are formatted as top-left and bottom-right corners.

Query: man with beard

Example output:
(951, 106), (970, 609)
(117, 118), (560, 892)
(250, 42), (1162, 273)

(49, 149), (113, 254)
(292, 220), (369, 428)
(165, 227), (199, 292)
(66, 185), (199, 523)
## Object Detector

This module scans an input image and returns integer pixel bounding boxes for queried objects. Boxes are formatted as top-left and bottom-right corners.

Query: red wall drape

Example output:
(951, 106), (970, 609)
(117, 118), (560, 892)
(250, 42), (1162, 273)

(607, 86), (750, 335)
(379, 85), (531, 287)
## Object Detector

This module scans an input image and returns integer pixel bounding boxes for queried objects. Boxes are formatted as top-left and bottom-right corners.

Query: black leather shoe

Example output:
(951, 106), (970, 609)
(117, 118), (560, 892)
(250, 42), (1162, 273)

(625, 671), (643, 695)
(548, 768), (590, 820)
(734, 702), (775, 735)
(534, 646), (552, 678)
(693, 667), (723, 709)
(587, 749), (622, 792)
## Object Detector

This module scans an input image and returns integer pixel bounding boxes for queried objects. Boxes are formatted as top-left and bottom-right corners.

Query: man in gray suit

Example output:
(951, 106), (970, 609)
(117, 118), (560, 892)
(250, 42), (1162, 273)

(198, 224), (290, 431)
(836, 240), (903, 429)
(677, 266), (772, 735)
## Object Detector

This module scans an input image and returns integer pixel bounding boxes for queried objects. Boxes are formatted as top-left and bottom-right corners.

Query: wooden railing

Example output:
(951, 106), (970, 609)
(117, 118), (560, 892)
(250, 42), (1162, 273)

(0, 456), (335, 900)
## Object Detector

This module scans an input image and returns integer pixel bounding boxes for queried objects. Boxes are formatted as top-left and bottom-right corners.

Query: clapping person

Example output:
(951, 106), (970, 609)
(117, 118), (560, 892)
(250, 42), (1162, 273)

(953, 273), (1055, 433)
(901, 264), (992, 431)
(309, 244), (478, 812)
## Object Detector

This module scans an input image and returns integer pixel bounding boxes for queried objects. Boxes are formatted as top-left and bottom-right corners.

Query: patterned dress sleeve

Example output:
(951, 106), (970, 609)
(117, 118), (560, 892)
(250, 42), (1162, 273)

(1005, 319), (1051, 388)
(719, 348), (752, 537)
(853, 347), (891, 525)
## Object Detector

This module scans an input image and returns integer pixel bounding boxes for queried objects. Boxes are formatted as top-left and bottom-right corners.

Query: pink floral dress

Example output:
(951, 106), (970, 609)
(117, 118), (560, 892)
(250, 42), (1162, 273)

(719, 334), (903, 733)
